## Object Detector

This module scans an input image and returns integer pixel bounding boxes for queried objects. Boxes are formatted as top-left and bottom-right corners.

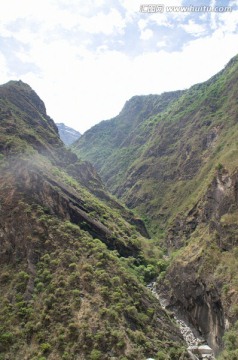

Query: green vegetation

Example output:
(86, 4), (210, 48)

(218, 322), (238, 359)
(0, 201), (184, 359)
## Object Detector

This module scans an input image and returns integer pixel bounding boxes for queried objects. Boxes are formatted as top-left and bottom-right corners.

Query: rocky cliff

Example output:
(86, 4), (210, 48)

(158, 166), (238, 356)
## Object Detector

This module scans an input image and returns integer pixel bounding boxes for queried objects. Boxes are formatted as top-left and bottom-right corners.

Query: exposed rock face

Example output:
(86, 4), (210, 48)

(161, 167), (238, 355)
(162, 268), (224, 355)
(167, 168), (238, 250)
(14, 160), (141, 257)
(188, 345), (214, 360)
(56, 122), (81, 146)
(149, 282), (215, 359)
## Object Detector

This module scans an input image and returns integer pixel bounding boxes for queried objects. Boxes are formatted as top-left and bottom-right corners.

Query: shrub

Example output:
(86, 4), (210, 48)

(157, 350), (167, 359)
(0, 271), (11, 284)
(90, 349), (102, 360)
(36, 282), (44, 292)
(41, 254), (51, 263)
(68, 323), (79, 339)
(69, 263), (77, 270)
(216, 163), (223, 171)
(72, 289), (81, 297)
(40, 342), (51, 353)
(223, 330), (238, 351)
(230, 305), (238, 317)
(62, 352), (70, 360)
(0, 331), (13, 351)
(18, 271), (30, 280)
(157, 259), (169, 272)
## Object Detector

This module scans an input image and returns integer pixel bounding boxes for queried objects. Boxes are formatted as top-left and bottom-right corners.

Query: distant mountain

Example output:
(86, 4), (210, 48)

(73, 54), (238, 358)
(56, 122), (81, 145)
(0, 80), (186, 359)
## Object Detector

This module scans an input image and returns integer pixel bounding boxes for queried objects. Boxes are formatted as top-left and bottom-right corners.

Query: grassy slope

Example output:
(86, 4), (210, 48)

(0, 81), (187, 360)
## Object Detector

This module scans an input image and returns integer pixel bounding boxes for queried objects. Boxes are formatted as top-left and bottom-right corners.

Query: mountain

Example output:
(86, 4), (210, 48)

(73, 54), (238, 358)
(0, 80), (187, 360)
(56, 122), (81, 146)
(72, 91), (183, 201)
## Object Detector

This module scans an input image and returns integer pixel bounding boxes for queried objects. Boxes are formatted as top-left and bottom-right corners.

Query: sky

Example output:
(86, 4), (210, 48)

(0, 0), (238, 133)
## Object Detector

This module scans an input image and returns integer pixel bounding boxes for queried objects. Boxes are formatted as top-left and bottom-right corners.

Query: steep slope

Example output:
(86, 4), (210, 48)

(0, 81), (187, 360)
(73, 91), (184, 196)
(74, 54), (238, 357)
(56, 122), (81, 146)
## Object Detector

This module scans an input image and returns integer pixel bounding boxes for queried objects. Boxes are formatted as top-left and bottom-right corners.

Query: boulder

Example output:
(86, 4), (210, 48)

(198, 345), (213, 354)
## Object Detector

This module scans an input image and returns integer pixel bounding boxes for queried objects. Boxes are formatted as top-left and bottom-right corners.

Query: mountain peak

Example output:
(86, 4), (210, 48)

(6, 79), (32, 89)
(1, 80), (47, 116)
(225, 53), (238, 68)
(56, 123), (81, 146)
(0, 80), (60, 155)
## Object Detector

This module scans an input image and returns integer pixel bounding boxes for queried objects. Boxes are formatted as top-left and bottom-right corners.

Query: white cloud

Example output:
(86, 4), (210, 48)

(138, 19), (154, 40)
(229, 0), (238, 6)
(140, 28), (153, 40)
(78, 8), (126, 35)
(120, 0), (142, 16)
(156, 40), (167, 48)
(0, 1), (125, 38)
(138, 19), (147, 30)
(0, 53), (9, 84)
(18, 29), (238, 133)
(217, 9), (238, 33)
(0, 0), (35, 23)
(162, 0), (184, 6)
(180, 20), (207, 37)
(150, 13), (173, 28)
(0, 0), (238, 134)
(199, 13), (208, 21)
(147, 0), (188, 29)
(210, 0), (218, 30)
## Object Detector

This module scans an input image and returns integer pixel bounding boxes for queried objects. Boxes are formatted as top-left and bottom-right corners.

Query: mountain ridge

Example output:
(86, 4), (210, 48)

(73, 53), (238, 358)
(0, 80), (187, 359)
